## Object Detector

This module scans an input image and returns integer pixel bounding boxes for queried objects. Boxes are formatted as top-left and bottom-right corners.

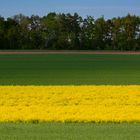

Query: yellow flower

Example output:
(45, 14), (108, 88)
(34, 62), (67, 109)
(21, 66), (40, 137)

(0, 85), (140, 122)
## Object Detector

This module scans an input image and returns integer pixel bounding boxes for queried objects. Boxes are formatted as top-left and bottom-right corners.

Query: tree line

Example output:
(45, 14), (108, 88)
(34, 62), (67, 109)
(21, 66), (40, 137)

(0, 12), (140, 50)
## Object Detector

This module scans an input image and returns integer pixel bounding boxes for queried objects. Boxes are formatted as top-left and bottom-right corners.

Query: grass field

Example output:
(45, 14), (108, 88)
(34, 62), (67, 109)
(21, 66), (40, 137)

(0, 54), (140, 85)
(0, 123), (140, 140)
(0, 53), (140, 139)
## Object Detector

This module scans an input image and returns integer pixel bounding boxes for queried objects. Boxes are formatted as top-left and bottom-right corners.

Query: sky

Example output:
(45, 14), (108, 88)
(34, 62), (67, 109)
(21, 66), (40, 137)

(0, 0), (140, 19)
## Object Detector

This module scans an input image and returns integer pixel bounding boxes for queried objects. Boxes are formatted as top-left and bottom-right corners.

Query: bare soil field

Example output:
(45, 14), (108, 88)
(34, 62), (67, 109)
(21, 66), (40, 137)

(0, 51), (140, 54)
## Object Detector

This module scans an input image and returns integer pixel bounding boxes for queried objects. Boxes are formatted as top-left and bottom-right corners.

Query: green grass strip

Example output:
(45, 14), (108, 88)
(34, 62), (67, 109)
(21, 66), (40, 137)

(0, 54), (140, 85)
(0, 123), (140, 140)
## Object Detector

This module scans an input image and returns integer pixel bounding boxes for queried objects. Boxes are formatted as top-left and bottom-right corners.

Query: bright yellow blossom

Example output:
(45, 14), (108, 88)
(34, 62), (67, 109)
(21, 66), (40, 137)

(0, 85), (140, 122)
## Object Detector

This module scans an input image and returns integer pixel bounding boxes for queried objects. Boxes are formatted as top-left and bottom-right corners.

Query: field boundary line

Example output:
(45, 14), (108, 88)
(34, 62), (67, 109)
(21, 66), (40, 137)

(0, 51), (140, 55)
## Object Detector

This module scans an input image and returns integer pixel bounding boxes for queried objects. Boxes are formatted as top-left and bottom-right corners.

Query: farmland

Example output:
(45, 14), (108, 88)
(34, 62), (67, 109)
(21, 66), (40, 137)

(0, 53), (140, 140)
(0, 123), (140, 140)
(1, 85), (140, 123)
(0, 54), (140, 85)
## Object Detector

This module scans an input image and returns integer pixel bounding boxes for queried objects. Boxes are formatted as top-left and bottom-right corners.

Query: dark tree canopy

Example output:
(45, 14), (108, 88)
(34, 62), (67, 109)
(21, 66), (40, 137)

(0, 13), (140, 50)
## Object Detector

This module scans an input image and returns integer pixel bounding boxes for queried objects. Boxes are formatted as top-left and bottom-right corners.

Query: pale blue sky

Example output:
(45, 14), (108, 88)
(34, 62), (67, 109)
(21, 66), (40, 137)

(0, 0), (140, 18)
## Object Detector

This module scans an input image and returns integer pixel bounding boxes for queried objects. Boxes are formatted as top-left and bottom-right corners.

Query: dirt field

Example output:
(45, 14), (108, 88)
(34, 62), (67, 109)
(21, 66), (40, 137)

(0, 51), (140, 54)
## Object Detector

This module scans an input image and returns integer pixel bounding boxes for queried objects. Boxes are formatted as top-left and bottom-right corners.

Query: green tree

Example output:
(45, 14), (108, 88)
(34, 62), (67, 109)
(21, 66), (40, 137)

(82, 16), (96, 49)
(94, 17), (106, 49)
(13, 14), (31, 49)
(0, 16), (6, 49)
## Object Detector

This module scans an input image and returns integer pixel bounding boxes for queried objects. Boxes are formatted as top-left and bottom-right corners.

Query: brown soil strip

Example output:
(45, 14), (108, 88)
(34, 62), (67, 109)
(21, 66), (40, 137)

(0, 51), (140, 55)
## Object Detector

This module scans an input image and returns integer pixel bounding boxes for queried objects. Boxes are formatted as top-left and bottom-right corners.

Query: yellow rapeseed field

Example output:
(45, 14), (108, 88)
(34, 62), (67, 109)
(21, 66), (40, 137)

(0, 86), (140, 122)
